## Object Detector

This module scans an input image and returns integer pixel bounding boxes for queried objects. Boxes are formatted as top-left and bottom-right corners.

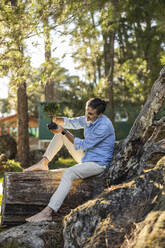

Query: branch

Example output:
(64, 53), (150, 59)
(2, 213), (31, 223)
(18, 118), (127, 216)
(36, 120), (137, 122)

(155, 138), (165, 151)
(152, 116), (165, 126)
(147, 126), (162, 143)
(139, 138), (165, 171)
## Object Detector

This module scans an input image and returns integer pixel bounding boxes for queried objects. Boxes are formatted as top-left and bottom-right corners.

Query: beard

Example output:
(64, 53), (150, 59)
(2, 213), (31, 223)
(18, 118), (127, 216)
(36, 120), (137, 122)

(85, 118), (92, 126)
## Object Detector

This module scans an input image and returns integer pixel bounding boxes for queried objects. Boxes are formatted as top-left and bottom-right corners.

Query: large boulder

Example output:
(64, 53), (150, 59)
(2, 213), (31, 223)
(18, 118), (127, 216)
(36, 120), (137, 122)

(63, 162), (165, 248)
(0, 221), (63, 248)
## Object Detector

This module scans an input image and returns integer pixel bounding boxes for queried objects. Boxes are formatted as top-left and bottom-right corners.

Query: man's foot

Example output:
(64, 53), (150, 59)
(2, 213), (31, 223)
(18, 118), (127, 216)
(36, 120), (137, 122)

(23, 157), (49, 172)
(26, 206), (53, 223)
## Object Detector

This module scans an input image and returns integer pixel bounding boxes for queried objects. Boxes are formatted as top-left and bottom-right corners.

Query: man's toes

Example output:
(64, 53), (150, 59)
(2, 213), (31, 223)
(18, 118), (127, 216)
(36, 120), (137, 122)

(26, 218), (31, 222)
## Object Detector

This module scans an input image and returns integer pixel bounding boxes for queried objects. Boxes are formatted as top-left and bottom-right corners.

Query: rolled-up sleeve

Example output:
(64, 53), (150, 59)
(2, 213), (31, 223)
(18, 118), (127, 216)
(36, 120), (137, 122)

(63, 116), (85, 129)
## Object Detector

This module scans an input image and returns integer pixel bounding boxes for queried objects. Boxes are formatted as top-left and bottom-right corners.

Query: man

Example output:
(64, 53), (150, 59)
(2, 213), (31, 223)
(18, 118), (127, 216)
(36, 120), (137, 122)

(25, 98), (115, 222)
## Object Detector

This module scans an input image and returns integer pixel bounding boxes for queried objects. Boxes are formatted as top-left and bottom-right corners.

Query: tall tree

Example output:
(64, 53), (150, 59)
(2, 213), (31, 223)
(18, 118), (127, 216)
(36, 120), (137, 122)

(60, 0), (121, 121)
(9, 0), (29, 168)
(101, 0), (120, 122)
(34, 0), (64, 102)
(0, 0), (37, 167)
(116, 0), (165, 101)
(43, 16), (54, 101)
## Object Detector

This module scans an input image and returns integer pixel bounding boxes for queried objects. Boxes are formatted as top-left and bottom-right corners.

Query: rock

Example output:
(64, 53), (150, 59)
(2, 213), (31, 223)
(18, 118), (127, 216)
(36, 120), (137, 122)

(0, 221), (63, 248)
(63, 163), (165, 248)
(128, 159), (165, 248)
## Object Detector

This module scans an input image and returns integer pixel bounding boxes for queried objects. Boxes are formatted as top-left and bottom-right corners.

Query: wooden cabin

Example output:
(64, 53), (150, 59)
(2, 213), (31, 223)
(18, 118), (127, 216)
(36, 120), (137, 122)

(0, 114), (38, 137)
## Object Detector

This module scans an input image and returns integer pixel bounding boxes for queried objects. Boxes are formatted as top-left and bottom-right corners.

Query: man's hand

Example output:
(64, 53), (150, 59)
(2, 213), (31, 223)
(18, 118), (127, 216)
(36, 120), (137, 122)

(50, 124), (64, 134)
(52, 117), (64, 125)
(50, 124), (75, 144)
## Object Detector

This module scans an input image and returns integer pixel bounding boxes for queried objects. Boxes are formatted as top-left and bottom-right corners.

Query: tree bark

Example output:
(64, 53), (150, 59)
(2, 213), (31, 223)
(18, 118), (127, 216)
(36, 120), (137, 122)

(108, 30), (115, 123)
(103, 0), (119, 123)
(17, 82), (29, 168)
(10, 0), (29, 169)
(43, 17), (54, 102)
(103, 31), (114, 122)
(63, 161), (165, 248)
(107, 67), (165, 184)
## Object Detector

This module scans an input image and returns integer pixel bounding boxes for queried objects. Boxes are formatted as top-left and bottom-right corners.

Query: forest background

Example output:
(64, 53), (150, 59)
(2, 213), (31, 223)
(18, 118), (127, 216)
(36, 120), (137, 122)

(0, 0), (165, 168)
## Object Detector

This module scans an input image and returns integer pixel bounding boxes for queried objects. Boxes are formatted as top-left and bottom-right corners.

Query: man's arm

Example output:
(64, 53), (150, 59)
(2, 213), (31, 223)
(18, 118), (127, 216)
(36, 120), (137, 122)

(53, 116), (85, 130)
(62, 130), (74, 144)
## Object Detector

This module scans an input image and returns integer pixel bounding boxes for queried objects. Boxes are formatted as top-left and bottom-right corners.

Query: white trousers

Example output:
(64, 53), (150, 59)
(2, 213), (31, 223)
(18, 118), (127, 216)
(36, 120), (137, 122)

(44, 134), (106, 212)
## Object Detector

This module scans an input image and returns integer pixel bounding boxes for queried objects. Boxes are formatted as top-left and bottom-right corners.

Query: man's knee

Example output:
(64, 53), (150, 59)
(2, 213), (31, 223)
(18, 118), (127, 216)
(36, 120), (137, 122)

(62, 167), (74, 180)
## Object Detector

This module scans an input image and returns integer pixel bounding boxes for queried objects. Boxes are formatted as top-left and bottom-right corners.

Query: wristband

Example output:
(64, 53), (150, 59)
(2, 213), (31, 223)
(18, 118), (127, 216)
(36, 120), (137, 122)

(61, 129), (67, 135)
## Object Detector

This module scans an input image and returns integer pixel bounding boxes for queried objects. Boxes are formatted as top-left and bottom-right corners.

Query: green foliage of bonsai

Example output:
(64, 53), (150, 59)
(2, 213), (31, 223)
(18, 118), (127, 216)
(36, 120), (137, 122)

(42, 102), (60, 120)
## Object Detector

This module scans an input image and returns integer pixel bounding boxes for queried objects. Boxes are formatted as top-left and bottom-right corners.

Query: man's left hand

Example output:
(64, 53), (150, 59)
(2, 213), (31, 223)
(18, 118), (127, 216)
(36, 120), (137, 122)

(50, 125), (64, 134)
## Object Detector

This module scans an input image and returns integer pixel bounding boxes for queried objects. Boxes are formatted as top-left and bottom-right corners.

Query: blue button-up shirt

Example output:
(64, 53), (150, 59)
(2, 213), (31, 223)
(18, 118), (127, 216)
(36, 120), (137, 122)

(63, 115), (115, 167)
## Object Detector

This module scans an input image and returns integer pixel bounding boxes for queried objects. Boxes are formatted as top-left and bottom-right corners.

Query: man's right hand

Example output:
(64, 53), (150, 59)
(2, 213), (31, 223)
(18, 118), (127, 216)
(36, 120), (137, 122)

(52, 117), (64, 125)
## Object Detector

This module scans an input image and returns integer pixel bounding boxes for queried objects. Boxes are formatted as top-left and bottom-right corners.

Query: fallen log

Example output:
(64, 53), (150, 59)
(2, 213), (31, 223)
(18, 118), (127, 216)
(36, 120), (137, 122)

(1, 168), (106, 226)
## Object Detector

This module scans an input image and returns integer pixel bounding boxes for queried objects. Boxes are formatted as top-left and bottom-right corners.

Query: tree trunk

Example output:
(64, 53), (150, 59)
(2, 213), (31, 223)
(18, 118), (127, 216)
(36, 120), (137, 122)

(103, 30), (115, 122)
(43, 17), (54, 102)
(10, 0), (17, 6)
(107, 66), (165, 184)
(103, 0), (119, 123)
(45, 79), (55, 102)
(108, 30), (115, 123)
(10, 0), (29, 170)
(17, 82), (29, 168)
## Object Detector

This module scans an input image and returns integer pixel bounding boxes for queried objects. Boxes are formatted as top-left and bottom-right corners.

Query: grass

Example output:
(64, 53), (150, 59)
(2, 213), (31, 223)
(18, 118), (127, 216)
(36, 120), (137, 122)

(0, 177), (3, 183)
(0, 194), (2, 229)
(54, 157), (76, 169)
(0, 173), (3, 225)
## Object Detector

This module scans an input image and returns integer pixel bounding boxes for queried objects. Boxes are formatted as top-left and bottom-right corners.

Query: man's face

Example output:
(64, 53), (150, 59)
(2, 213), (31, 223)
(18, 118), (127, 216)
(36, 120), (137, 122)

(85, 106), (101, 123)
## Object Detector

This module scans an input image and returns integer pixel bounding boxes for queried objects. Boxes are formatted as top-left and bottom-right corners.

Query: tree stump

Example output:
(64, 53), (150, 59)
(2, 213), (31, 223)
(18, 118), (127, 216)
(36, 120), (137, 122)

(1, 169), (106, 226)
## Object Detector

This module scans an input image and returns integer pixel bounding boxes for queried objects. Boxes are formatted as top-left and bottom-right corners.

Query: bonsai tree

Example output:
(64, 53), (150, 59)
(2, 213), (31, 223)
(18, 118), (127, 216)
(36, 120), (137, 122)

(41, 102), (60, 122)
